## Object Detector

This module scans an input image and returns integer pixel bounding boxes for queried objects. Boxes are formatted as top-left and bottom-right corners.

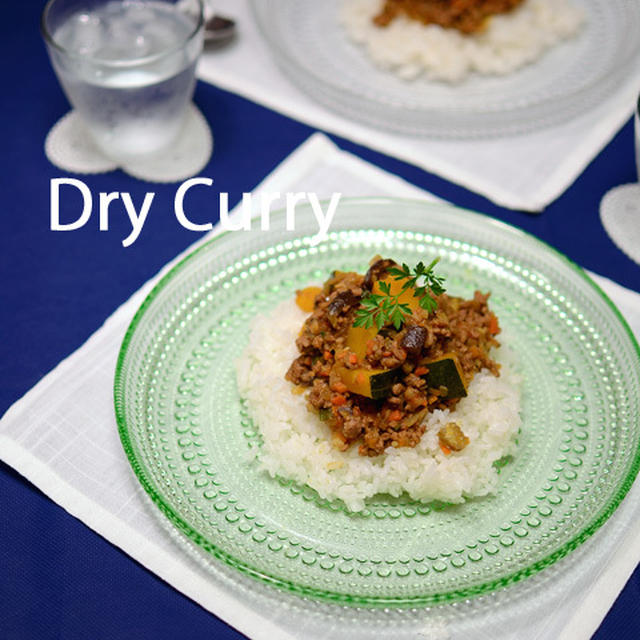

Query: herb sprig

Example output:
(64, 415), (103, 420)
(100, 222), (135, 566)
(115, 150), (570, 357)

(353, 258), (446, 330)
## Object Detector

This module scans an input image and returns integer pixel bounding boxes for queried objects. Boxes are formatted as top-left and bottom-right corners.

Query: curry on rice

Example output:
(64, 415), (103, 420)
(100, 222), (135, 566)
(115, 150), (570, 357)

(373, 0), (525, 33)
(286, 258), (501, 457)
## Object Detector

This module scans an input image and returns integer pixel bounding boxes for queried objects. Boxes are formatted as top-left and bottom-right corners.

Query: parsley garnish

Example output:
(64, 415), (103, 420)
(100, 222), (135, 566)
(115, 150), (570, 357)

(353, 258), (446, 330)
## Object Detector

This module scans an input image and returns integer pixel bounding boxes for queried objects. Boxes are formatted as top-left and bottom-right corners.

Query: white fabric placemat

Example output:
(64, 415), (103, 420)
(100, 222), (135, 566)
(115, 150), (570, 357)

(2, 133), (640, 640)
(197, 0), (640, 212)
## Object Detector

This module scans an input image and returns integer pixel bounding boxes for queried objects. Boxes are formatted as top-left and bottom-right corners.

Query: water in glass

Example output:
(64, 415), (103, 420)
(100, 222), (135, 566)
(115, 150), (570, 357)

(48, 1), (202, 160)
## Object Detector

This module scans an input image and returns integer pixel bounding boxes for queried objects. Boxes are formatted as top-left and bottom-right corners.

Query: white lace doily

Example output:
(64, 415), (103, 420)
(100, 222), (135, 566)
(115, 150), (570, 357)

(600, 183), (640, 266)
(45, 103), (213, 183)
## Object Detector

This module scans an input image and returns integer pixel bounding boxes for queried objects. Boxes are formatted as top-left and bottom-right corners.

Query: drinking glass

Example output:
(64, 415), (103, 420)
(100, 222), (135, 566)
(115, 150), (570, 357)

(42, 0), (204, 162)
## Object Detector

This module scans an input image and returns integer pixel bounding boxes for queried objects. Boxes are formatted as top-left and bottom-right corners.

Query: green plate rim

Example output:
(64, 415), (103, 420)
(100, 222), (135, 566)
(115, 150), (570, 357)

(114, 196), (640, 606)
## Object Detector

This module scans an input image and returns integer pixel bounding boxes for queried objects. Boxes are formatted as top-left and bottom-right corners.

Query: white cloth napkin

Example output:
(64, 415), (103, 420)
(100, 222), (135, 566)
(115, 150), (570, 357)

(2, 133), (640, 640)
(197, 0), (640, 212)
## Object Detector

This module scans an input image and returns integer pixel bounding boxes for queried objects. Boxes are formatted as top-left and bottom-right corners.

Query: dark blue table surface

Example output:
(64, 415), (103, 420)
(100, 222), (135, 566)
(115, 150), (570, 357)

(2, 2), (639, 639)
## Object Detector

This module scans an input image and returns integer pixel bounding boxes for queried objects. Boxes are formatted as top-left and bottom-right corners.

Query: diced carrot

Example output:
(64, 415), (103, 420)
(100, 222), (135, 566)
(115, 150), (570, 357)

(349, 353), (358, 365)
(295, 286), (322, 312)
(488, 314), (500, 335)
(440, 443), (452, 456)
(331, 381), (348, 394)
(414, 366), (428, 376)
(323, 350), (333, 361)
(366, 339), (375, 355)
(389, 410), (403, 422)
(331, 394), (347, 406)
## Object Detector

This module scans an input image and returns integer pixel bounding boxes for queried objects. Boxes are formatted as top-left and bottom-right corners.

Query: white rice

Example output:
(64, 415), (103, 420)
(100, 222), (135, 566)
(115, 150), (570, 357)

(340, 0), (585, 82)
(237, 298), (522, 512)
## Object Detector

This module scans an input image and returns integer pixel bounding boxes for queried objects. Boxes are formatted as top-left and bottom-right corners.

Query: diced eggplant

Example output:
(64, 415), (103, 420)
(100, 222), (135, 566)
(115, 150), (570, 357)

(401, 326), (428, 357)
(363, 258), (397, 290)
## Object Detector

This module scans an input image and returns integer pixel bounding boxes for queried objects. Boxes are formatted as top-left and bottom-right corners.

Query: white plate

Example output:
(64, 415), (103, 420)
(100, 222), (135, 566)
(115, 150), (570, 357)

(251, 0), (640, 138)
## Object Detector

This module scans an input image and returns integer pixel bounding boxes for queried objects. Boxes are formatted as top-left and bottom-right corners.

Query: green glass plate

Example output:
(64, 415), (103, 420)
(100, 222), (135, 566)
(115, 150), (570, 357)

(114, 198), (640, 606)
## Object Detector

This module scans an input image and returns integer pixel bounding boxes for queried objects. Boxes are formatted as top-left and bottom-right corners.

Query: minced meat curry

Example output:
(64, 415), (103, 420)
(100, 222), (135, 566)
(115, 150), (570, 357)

(373, 0), (525, 34)
(285, 257), (501, 456)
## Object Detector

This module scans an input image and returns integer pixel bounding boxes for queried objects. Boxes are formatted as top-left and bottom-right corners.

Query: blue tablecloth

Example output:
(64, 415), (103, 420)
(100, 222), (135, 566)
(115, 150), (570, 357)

(2, 2), (639, 638)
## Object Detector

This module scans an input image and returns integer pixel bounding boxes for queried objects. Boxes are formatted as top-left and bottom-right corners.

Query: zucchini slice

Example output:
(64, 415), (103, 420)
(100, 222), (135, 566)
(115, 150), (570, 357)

(345, 325), (378, 359)
(346, 275), (423, 359)
(372, 275), (422, 312)
(295, 286), (322, 312)
(420, 353), (467, 398)
(336, 366), (399, 400)
(347, 274), (423, 358)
